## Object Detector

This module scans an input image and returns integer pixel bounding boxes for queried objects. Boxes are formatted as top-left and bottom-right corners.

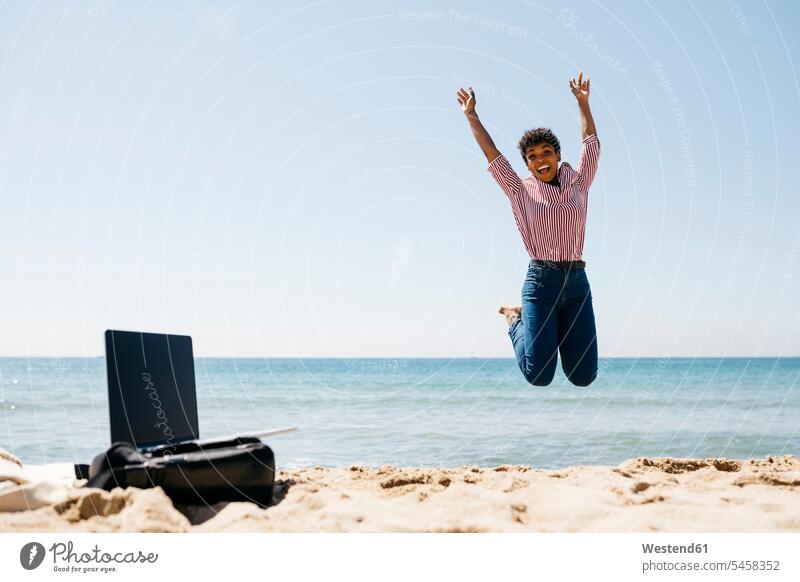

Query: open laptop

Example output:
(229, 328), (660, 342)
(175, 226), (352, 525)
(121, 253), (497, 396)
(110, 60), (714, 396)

(104, 329), (295, 452)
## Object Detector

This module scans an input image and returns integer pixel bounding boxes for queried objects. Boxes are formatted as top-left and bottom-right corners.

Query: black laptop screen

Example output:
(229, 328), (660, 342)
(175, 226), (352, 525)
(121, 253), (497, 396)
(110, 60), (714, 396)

(104, 330), (199, 448)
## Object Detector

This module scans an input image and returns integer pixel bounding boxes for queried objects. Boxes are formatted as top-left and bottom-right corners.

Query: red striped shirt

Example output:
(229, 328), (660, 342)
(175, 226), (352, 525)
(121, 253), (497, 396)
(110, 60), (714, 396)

(487, 133), (600, 261)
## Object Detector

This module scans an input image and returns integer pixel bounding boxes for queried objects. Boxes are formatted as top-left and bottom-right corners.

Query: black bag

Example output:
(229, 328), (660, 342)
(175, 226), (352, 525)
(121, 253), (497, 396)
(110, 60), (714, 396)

(82, 436), (276, 508)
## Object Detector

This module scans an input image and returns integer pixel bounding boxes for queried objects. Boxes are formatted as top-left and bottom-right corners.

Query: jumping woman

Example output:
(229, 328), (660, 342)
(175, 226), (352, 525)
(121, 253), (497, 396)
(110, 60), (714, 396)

(457, 72), (600, 387)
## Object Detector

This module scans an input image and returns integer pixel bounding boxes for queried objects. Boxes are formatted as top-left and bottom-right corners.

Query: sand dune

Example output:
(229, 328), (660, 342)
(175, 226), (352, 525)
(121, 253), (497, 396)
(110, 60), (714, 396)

(1, 455), (798, 532)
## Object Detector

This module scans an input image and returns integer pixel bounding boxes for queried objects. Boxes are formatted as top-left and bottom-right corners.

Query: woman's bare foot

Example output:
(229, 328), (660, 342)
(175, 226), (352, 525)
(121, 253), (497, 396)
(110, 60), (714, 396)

(498, 305), (522, 326)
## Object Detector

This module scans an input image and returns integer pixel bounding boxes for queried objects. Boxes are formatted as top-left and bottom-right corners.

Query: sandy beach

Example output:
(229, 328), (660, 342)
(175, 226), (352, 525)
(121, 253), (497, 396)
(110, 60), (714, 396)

(1, 455), (799, 532)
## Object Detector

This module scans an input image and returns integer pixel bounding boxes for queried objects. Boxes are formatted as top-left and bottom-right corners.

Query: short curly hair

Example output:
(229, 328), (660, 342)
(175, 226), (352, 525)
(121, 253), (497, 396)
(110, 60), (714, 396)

(518, 127), (561, 162)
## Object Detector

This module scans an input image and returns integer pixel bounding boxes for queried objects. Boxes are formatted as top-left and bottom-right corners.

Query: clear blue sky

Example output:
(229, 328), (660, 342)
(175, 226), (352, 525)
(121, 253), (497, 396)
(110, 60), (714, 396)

(0, 0), (798, 357)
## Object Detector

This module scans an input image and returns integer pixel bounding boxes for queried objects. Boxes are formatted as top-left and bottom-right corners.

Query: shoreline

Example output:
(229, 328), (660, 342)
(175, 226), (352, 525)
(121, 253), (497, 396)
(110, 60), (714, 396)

(1, 455), (798, 532)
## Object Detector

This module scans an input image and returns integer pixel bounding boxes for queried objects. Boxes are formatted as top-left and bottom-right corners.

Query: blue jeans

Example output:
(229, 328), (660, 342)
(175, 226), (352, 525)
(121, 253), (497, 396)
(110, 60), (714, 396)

(508, 261), (598, 387)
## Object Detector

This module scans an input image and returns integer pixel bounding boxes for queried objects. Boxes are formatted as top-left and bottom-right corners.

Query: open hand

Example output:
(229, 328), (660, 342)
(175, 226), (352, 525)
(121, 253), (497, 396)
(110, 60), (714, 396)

(569, 72), (590, 102)
(456, 86), (476, 115)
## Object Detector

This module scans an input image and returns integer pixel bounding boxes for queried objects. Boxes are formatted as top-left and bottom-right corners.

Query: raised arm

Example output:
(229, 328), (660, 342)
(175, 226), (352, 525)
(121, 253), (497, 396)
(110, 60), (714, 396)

(456, 86), (501, 163)
(569, 72), (596, 139)
(570, 72), (600, 192)
(456, 86), (523, 199)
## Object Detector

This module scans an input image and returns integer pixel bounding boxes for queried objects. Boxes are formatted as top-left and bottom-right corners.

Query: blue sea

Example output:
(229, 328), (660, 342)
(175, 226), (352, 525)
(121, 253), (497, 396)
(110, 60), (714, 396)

(1, 358), (798, 469)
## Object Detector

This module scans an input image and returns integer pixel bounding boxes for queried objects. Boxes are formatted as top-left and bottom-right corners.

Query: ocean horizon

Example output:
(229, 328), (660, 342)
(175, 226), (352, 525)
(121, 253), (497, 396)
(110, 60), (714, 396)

(1, 357), (798, 469)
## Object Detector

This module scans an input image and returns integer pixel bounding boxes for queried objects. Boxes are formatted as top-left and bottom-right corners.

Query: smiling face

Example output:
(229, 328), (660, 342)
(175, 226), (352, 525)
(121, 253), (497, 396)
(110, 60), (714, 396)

(525, 141), (561, 183)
